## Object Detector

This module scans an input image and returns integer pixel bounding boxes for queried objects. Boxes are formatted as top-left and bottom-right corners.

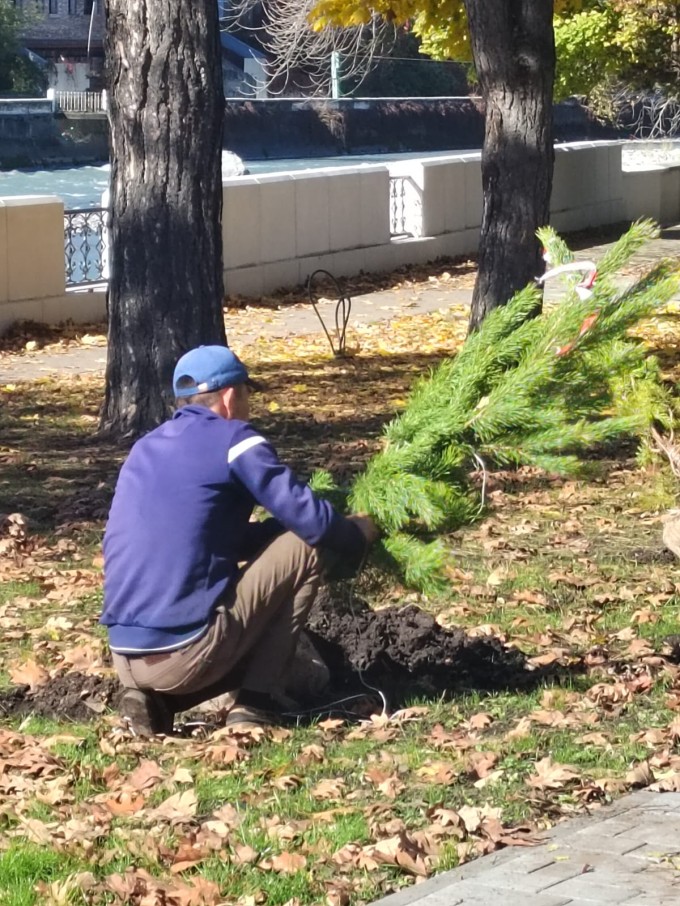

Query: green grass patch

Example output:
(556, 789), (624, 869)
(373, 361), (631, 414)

(0, 846), (80, 906)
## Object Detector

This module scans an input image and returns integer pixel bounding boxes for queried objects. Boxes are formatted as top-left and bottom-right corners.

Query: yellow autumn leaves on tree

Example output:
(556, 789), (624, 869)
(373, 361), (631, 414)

(309, 0), (584, 63)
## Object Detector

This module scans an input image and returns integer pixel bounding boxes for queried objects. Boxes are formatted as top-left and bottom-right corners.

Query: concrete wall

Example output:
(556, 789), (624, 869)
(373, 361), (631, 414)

(222, 165), (392, 296)
(0, 100), (55, 140)
(1, 140), (679, 333)
(223, 139), (680, 297)
(0, 196), (106, 336)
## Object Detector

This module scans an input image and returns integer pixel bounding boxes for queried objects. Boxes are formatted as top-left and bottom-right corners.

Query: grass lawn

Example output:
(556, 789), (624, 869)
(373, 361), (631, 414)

(2, 277), (680, 905)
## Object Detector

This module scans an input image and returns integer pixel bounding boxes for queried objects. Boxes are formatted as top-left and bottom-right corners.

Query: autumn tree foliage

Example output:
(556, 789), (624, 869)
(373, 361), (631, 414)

(554, 0), (680, 136)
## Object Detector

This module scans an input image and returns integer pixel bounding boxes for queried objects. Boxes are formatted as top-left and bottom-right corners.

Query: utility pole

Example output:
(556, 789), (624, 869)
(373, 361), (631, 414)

(330, 50), (341, 99)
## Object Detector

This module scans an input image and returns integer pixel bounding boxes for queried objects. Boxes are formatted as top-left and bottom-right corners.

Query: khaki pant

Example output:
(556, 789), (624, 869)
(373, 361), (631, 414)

(112, 531), (322, 702)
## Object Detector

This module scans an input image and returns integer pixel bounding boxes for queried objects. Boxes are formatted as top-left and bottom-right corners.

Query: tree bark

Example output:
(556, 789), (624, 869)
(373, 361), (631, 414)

(101, 0), (225, 438)
(465, 0), (555, 332)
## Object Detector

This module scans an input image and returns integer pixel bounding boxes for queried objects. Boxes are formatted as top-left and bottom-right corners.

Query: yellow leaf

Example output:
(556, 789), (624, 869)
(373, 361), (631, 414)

(267, 400), (281, 412)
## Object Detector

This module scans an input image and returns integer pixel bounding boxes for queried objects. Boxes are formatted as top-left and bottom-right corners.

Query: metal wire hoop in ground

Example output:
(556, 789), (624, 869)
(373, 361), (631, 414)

(306, 269), (352, 356)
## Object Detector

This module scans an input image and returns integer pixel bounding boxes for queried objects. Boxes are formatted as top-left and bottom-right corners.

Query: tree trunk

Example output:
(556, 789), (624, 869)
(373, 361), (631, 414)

(465, 0), (555, 332)
(101, 0), (225, 438)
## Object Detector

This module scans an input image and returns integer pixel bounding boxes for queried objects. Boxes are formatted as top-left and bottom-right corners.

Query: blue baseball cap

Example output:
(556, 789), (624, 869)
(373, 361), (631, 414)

(173, 345), (259, 398)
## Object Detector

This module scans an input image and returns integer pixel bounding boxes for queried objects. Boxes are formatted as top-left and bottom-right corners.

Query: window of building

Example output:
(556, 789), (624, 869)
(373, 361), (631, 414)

(84, 0), (97, 13)
(68, 0), (77, 12)
(49, 0), (58, 13)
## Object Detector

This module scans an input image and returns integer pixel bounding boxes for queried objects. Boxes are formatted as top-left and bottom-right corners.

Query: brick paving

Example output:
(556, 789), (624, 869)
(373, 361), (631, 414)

(373, 791), (680, 905)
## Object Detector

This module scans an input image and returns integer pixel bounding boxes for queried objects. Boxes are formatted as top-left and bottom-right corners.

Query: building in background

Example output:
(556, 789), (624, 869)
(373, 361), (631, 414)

(221, 31), (268, 98)
(16, 0), (268, 98)
(18, 0), (105, 92)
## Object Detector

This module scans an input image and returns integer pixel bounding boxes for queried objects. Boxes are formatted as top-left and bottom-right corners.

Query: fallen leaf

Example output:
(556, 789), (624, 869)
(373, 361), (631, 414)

(526, 757), (580, 790)
(9, 658), (49, 690)
(261, 852), (307, 873)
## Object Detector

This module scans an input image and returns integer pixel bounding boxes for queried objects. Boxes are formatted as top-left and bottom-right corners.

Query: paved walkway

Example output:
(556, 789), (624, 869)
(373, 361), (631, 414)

(374, 791), (680, 905)
(1, 224), (679, 384)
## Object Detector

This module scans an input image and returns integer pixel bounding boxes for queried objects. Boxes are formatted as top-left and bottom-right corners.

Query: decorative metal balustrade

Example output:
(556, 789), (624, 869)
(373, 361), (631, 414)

(389, 176), (409, 236)
(389, 175), (421, 238)
(64, 207), (109, 287)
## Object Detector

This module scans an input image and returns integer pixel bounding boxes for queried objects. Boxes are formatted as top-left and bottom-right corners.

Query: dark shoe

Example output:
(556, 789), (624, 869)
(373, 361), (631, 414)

(119, 688), (174, 736)
(224, 702), (278, 730)
(224, 689), (296, 730)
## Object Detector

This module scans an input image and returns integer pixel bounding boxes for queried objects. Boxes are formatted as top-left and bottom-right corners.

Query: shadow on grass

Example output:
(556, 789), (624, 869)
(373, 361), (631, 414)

(0, 348), (454, 532)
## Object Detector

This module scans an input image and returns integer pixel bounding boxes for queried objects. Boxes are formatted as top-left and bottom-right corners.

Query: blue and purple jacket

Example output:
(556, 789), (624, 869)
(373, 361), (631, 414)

(101, 405), (364, 654)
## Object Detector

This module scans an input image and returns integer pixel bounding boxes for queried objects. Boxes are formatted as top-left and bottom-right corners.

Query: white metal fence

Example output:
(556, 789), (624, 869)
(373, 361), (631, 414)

(52, 90), (106, 114)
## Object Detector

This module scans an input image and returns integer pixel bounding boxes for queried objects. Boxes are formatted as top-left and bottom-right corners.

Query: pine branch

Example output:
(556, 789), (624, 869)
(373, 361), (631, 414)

(336, 221), (680, 591)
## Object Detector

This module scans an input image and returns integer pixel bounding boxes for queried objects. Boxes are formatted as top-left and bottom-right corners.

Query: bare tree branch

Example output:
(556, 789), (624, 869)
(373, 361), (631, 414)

(611, 85), (680, 138)
(221, 0), (396, 95)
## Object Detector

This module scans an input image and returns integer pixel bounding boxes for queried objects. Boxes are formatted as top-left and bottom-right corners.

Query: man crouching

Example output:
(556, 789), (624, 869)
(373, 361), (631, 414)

(101, 345), (378, 734)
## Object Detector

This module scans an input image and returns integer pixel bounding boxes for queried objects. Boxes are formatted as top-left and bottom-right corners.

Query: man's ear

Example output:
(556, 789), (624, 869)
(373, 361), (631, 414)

(221, 386), (237, 418)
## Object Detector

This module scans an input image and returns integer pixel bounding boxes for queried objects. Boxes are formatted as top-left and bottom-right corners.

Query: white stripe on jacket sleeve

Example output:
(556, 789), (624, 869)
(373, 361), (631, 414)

(227, 435), (267, 464)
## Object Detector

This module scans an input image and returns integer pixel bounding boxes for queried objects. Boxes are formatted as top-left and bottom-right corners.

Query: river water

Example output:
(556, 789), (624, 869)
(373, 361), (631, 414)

(2, 140), (680, 210)
(0, 150), (468, 209)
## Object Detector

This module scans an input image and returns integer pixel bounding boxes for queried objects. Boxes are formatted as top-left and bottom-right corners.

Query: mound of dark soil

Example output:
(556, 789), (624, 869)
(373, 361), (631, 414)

(306, 590), (531, 708)
(0, 591), (532, 723)
(0, 672), (120, 722)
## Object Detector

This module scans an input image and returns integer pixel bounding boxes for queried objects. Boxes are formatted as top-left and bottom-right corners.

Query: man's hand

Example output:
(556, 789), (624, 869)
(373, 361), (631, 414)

(347, 513), (381, 546)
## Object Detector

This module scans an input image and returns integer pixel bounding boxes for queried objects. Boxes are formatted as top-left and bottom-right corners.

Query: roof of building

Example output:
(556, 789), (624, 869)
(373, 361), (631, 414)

(220, 32), (267, 62)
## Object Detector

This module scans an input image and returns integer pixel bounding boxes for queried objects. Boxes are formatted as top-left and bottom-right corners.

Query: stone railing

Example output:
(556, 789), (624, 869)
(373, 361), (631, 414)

(2, 140), (679, 334)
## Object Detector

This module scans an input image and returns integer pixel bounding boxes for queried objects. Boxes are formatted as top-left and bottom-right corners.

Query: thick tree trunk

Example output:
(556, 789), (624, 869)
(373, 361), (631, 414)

(465, 0), (555, 332)
(101, 0), (225, 438)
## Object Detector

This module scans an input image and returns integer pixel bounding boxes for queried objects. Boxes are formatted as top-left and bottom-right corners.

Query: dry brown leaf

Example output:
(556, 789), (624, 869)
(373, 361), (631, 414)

(466, 751), (498, 779)
(298, 743), (326, 765)
(416, 761), (459, 785)
(171, 766), (194, 785)
(626, 761), (655, 788)
(9, 658), (49, 690)
(212, 803), (242, 827)
(311, 778), (347, 800)
(100, 791), (147, 816)
(511, 589), (548, 606)
(232, 844), (259, 865)
(125, 759), (164, 791)
(457, 804), (483, 833)
(146, 788), (197, 823)
(369, 831), (430, 877)
(467, 712), (494, 730)
(273, 774), (303, 791)
(578, 732), (611, 748)
(261, 852), (307, 873)
(526, 757), (580, 790)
